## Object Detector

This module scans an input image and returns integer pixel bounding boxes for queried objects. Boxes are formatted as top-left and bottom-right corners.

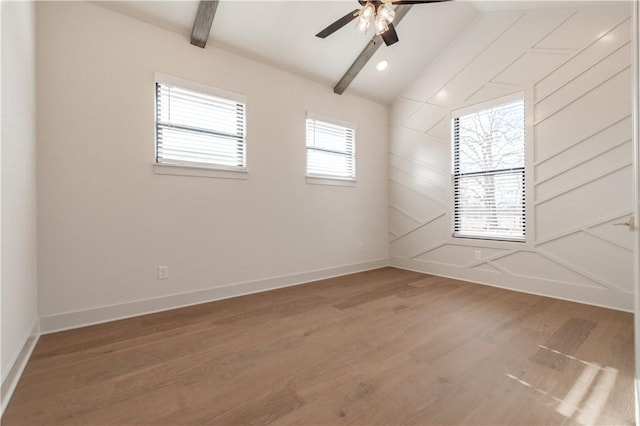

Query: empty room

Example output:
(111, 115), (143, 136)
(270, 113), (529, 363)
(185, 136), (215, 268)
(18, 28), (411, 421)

(2, 0), (640, 424)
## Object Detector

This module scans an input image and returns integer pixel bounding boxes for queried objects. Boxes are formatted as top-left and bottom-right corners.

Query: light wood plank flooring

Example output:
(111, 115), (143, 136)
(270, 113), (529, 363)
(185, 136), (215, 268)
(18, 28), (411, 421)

(2, 267), (635, 425)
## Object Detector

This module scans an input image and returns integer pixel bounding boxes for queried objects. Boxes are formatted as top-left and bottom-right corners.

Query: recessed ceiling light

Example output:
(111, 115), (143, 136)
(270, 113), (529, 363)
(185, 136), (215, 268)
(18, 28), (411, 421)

(376, 60), (388, 71)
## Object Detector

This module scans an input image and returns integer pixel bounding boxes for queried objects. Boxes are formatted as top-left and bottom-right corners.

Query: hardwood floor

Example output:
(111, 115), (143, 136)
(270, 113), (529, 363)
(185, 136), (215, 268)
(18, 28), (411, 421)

(2, 267), (635, 425)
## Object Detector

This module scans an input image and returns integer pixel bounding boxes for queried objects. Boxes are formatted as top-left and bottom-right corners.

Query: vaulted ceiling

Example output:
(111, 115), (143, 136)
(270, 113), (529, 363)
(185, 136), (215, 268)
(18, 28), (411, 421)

(94, 1), (479, 103)
(93, 1), (622, 104)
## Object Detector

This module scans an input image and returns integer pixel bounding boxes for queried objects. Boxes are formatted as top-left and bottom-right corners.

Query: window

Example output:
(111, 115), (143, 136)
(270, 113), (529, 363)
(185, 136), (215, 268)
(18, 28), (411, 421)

(452, 96), (526, 242)
(306, 114), (355, 180)
(155, 76), (246, 170)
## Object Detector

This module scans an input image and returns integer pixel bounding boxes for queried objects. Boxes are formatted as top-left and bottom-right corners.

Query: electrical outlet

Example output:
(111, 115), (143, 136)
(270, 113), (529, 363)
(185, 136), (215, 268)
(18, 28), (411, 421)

(158, 265), (169, 280)
(358, 242), (364, 252)
(474, 250), (482, 260)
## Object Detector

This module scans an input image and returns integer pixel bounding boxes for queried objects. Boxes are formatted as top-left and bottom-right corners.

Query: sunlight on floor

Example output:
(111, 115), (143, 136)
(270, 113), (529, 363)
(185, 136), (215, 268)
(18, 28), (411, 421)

(506, 345), (618, 425)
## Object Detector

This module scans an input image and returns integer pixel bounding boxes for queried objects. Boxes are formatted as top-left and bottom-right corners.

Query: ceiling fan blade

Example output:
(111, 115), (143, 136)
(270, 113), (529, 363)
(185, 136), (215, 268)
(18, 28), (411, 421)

(388, 0), (450, 4)
(315, 9), (360, 38)
(381, 23), (399, 46)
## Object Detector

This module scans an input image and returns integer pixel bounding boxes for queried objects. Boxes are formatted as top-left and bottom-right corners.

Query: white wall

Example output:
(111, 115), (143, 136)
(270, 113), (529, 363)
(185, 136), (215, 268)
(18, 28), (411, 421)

(632, 1), (640, 419)
(1, 0), (39, 407)
(389, 3), (634, 311)
(36, 2), (389, 331)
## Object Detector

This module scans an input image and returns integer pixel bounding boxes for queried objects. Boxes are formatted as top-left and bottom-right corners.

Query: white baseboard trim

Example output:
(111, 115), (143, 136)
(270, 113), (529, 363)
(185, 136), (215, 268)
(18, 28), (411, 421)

(390, 257), (633, 312)
(1, 319), (40, 417)
(40, 259), (389, 334)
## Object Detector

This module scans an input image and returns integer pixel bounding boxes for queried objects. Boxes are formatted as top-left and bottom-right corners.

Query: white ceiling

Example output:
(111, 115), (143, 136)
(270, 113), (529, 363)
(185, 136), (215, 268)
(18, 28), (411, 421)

(94, 0), (480, 104)
(94, 0), (621, 104)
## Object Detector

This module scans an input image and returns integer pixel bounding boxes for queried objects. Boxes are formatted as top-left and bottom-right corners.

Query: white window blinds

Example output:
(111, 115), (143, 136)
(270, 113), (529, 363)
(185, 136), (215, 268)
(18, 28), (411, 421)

(306, 118), (355, 179)
(155, 82), (246, 169)
(453, 98), (526, 242)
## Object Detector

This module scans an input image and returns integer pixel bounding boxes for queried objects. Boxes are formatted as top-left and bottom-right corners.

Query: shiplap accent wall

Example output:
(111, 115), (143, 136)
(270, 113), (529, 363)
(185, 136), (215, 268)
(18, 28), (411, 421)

(389, 3), (634, 311)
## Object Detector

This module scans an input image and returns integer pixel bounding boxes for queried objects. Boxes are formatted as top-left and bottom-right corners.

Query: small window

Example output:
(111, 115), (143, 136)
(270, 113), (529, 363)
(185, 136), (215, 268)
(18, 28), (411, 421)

(155, 77), (246, 170)
(452, 96), (526, 242)
(306, 115), (355, 180)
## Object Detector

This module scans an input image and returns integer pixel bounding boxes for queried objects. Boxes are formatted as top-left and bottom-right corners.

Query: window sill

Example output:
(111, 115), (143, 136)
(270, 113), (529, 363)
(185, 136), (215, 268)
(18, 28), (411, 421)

(453, 234), (526, 244)
(306, 176), (356, 187)
(153, 163), (248, 180)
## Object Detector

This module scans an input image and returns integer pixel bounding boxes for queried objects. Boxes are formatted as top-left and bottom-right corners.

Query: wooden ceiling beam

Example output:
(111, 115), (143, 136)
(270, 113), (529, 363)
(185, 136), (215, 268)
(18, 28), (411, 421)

(190, 0), (219, 48)
(334, 5), (413, 95)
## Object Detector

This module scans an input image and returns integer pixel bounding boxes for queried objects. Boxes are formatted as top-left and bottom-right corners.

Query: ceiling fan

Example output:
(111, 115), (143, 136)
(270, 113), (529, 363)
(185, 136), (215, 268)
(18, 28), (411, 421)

(316, 0), (451, 47)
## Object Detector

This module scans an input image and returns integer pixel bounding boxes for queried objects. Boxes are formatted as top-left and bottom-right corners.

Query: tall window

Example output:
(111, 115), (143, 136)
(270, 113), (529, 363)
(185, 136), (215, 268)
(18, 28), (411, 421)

(155, 77), (246, 170)
(306, 115), (355, 179)
(452, 96), (526, 242)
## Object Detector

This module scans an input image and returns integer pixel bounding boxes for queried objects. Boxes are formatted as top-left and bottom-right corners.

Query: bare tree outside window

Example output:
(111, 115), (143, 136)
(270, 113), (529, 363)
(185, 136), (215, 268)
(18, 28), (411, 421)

(453, 98), (525, 241)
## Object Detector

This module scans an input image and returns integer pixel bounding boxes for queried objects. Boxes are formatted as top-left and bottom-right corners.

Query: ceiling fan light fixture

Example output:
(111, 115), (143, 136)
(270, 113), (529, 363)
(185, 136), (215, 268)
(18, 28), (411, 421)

(361, 2), (375, 19)
(374, 14), (389, 35)
(356, 15), (371, 33)
(356, 2), (376, 34)
(377, 4), (395, 25)
(356, 2), (375, 34)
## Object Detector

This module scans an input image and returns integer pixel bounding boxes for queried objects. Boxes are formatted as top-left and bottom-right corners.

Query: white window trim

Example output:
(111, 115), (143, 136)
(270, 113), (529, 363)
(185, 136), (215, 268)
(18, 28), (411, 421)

(446, 88), (535, 251)
(306, 176), (356, 187)
(155, 72), (246, 105)
(153, 73), (248, 179)
(305, 111), (357, 184)
(153, 163), (248, 180)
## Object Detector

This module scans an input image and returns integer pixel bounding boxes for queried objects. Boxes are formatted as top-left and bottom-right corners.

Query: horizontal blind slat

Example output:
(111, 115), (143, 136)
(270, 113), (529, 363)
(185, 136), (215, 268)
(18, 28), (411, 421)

(156, 82), (246, 169)
(306, 118), (355, 178)
(453, 98), (525, 241)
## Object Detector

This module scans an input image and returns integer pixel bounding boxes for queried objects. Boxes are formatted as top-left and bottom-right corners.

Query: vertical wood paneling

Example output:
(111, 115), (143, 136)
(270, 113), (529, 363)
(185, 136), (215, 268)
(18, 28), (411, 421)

(389, 3), (634, 311)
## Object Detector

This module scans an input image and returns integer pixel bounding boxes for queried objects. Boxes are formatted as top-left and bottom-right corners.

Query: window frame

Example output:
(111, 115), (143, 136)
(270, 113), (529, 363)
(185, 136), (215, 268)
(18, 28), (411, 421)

(153, 73), (248, 180)
(305, 112), (356, 185)
(447, 90), (534, 250)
